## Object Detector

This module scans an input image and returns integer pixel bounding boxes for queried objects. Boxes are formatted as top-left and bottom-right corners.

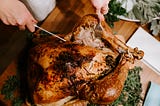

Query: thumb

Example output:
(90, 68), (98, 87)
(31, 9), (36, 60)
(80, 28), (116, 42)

(96, 9), (105, 21)
(26, 19), (37, 32)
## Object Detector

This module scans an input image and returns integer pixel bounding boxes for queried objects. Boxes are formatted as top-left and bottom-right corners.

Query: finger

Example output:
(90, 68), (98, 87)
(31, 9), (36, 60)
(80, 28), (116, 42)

(1, 16), (10, 25)
(96, 9), (105, 21)
(8, 18), (17, 26)
(2, 19), (10, 25)
(101, 0), (110, 14)
(26, 20), (37, 32)
(19, 25), (26, 30)
(16, 17), (28, 30)
(99, 14), (105, 21)
(26, 13), (37, 32)
(17, 17), (25, 25)
(26, 9), (37, 24)
(97, 14), (105, 21)
(26, 23), (35, 32)
(97, 13), (105, 21)
(32, 18), (37, 24)
(101, 6), (109, 15)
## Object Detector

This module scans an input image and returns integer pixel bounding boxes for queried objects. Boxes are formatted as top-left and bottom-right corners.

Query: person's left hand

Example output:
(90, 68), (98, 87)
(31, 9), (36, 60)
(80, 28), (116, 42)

(90, 0), (110, 21)
(0, 0), (37, 32)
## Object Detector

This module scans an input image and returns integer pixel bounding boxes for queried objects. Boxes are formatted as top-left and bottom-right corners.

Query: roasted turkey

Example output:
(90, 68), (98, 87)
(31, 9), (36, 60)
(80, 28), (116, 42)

(27, 14), (144, 106)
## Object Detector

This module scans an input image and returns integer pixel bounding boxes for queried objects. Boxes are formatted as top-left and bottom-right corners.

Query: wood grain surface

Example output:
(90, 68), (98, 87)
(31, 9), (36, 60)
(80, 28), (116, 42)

(0, 0), (160, 105)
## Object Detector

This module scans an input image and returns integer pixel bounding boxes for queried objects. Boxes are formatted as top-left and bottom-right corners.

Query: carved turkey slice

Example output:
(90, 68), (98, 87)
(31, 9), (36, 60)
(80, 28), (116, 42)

(27, 14), (144, 105)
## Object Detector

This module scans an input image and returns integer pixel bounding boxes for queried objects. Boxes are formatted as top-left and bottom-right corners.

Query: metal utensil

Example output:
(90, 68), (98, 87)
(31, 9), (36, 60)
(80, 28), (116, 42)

(34, 24), (66, 42)
(94, 22), (104, 37)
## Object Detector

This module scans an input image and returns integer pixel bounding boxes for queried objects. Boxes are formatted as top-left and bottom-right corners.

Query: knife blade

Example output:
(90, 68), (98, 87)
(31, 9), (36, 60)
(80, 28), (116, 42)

(34, 24), (66, 42)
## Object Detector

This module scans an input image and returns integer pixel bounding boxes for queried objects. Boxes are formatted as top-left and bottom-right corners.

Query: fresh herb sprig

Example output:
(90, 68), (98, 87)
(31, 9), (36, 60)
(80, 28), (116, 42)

(1, 76), (19, 100)
(0, 75), (24, 106)
(12, 97), (24, 106)
(104, 0), (127, 27)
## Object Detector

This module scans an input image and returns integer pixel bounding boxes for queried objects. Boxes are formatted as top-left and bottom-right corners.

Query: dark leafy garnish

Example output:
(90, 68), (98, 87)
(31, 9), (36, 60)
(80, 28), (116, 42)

(1, 76), (19, 100)
(12, 97), (24, 106)
(104, 0), (127, 27)
(0, 75), (23, 106)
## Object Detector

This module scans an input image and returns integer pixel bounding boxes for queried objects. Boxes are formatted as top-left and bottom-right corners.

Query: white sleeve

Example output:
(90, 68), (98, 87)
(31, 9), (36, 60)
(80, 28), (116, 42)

(21, 0), (56, 21)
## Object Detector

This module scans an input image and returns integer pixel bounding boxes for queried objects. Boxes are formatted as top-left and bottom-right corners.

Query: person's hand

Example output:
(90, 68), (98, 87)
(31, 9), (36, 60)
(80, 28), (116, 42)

(90, 0), (110, 21)
(0, 0), (37, 32)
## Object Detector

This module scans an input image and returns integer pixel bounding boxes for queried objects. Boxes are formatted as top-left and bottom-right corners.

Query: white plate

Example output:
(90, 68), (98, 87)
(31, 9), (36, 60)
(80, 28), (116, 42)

(116, 0), (140, 22)
(117, 0), (160, 22)
(117, 15), (140, 22)
(127, 27), (160, 75)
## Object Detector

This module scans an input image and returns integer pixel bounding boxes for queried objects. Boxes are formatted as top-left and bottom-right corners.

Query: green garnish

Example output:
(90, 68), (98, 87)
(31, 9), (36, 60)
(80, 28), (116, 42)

(1, 75), (23, 106)
(122, 0), (160, 36)
(1, 76), (19, 100)
(127, 0), (160, 24)
(104, 0), (127, 27)
(12, 97), (24, 106)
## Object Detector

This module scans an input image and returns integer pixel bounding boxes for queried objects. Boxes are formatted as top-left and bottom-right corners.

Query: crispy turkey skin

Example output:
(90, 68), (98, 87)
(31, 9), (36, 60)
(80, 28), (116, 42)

(27, 14), (144, 105)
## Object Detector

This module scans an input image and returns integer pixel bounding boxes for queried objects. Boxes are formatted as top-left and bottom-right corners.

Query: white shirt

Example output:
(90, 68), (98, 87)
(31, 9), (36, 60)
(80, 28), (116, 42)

(21, 0), (56, 21)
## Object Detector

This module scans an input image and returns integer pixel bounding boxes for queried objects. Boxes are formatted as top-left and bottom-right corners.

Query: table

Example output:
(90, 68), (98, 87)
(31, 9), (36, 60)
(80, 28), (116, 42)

(0, 0), (160, 105)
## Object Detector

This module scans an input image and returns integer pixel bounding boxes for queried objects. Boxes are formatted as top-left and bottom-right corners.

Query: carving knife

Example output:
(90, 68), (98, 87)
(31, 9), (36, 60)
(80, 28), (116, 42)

(34, 24), (66, 42)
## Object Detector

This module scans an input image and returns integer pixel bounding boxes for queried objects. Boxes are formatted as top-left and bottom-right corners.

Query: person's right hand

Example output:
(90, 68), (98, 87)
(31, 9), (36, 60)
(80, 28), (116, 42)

(90, 0), (110, 21)
(0, 0), (37, 32)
